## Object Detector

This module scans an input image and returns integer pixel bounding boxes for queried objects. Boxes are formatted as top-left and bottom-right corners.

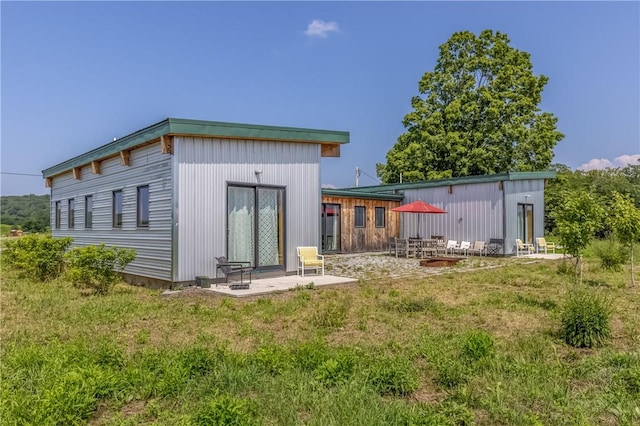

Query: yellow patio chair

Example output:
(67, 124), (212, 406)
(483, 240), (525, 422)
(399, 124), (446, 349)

(515, 239), (535, 256)
(535, 237), (556, 254)
(297, 246), (324, 277)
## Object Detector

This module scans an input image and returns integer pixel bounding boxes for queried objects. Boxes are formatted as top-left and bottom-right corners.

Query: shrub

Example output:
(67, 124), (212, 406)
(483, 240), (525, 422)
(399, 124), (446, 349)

(65, 244), (136, 295)
(2, 234), (72, 281)
(596, 241), (627, 271)
(561, 289), (612, 348)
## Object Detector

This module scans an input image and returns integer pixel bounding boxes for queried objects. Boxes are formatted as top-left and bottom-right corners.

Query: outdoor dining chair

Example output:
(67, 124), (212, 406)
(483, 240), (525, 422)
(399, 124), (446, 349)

(515, 239), (535, 256)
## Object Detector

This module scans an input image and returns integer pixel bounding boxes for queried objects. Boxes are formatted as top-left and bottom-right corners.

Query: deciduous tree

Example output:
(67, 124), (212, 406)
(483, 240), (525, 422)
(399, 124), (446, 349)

(608, 192), (640, 287)
(377, 30), (564, 183)
(552, 190), (604, 282)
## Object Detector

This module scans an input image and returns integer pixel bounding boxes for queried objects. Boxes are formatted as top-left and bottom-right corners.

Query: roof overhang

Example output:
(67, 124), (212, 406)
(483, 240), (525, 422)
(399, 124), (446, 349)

(322, 188), (404, 201)
(42, 118), (350, 178)
(341, 171), (557, 193)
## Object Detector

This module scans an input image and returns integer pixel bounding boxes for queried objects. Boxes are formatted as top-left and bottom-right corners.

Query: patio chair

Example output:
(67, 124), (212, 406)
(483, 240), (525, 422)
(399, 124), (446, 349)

(388, 237), (398, 256)
(297, 246), (324, 276)
(454, 241), (471, 256)
(395, 238), (408, 258)
(535, 237), (556, 254)
(446, 240), (459, 255)
(515, 239), (535, 256)
(435, 239), (447, 256)
(407, 238), (421, 258)
(215, 256), (253, 288)
(467, 241), (486, 256)
(487, 238), (504, 256)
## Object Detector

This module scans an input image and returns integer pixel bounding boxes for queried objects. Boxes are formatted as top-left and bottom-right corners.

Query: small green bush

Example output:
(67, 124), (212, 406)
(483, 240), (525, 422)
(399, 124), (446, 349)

(65, 244), (136, 295)
(561, 289), (612, 348)
(2, 234), (72, 281)
(596, 241), (627, 271)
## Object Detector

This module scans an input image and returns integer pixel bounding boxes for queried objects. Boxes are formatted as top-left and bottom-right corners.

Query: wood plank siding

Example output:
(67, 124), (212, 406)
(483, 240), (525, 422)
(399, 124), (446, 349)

(322, 196), (401, 253)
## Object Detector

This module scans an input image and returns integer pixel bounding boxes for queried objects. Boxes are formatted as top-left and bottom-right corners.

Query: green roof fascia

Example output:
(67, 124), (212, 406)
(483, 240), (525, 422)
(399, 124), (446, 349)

(322, 188), (404, 201)
(42, 118), (350, 178)
(342, 171), (557, 193)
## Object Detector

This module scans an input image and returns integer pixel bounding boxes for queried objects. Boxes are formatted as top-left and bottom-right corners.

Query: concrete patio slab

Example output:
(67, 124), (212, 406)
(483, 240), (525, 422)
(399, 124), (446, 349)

(202, 274), (358, 298)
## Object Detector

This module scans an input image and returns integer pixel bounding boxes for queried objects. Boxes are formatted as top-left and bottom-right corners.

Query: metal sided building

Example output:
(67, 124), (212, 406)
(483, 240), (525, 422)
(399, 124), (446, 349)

(42, 118), (349, 287)
(321, 189), (403, 253)
(338, 172), (555, 255)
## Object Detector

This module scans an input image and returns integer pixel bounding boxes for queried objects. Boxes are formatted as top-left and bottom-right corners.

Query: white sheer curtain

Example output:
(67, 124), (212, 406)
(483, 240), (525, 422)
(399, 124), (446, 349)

(228, 187), (255, 264)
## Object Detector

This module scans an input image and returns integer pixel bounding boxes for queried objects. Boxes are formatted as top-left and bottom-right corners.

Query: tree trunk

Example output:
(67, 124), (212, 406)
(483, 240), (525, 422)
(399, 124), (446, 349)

(631, 244), (635, 288)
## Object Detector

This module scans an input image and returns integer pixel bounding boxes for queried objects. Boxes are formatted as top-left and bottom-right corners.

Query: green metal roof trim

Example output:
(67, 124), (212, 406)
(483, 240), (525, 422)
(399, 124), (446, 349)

(322, 188), (404, 201)
(42, 118), (350, 178)
(339, 171), (557, 193)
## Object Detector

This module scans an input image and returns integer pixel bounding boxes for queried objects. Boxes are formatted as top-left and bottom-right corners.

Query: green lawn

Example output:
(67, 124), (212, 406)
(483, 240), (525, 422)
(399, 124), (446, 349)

(1, 251), (639, 425)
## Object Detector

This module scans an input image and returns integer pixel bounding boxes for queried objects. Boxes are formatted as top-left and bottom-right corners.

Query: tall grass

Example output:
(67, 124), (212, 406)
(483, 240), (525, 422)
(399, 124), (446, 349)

(1, 250), (639, 424)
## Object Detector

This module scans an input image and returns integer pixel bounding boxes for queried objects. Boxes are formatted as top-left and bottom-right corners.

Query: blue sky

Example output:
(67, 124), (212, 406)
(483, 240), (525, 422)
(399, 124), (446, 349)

(1, 1), (639, 196)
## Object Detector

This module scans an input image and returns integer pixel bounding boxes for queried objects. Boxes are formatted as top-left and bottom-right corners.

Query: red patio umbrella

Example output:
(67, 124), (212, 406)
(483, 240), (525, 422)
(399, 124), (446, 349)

(391, 200), (447, 239)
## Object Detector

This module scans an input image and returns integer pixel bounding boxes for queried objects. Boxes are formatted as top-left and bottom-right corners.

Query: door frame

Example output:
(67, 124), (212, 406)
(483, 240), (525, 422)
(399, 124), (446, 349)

(227, 182), (286, 272)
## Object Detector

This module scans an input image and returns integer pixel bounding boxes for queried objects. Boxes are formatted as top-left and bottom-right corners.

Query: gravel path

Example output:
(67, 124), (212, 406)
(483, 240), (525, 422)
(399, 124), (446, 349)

(323, 252), (508, 281)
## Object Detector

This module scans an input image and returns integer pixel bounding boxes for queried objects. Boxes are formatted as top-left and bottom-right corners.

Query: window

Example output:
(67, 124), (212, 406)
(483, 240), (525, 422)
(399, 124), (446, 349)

(54, 201), (61, 229)
(85, 195), (93, 228)
(375, 207), (386, 228)
(68, 199), (75, 228)
(355, 206), (366, 228)
(113, 190), (123, 228)
(137, 185), (149, 227)
(517, 203), (534, 244)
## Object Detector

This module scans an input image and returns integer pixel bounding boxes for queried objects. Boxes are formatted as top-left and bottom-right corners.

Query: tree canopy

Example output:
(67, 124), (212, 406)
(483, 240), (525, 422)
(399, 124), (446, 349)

(377, 30), (564, 183)
(0, 194), (50, 233)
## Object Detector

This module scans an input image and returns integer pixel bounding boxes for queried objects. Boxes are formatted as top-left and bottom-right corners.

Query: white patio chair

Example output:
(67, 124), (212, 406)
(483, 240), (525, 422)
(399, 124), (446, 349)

(446, 240), (459, 255)
(454, 241), (471, 256)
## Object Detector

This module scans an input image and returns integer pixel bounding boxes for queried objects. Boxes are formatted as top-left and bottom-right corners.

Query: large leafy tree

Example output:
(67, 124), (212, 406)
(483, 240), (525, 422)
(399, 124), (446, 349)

(377, 30), (564, 183)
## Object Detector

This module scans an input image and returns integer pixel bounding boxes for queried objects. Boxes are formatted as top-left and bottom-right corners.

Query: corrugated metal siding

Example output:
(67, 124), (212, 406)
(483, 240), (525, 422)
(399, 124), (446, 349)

(175, 136), (321, 282)
(503, 180), (546, 255)
(50, 143), (173, 280)
(401, 181), (504, 243)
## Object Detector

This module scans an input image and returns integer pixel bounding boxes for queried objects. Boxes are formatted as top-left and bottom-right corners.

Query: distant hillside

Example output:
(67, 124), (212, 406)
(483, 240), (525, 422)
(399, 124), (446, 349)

(1, 194), (50, 232)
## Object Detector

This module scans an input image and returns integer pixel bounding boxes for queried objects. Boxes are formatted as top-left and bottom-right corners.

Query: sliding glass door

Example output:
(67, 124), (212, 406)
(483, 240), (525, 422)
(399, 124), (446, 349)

(517, 203), (534, 244)
(321, 203), (341, 252)
(228, 185), (285, 270)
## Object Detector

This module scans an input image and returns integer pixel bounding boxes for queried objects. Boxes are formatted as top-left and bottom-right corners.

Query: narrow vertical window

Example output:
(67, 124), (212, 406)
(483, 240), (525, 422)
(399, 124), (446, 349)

(54, 201), (61, 229)
(137, 185), (149, 227)
(375, 207), (386, 228)
(85, 195), (93, 228)
(68, 199), (75, 228)
(355, 206), (366, 228)
(113, 190), (123, 228)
